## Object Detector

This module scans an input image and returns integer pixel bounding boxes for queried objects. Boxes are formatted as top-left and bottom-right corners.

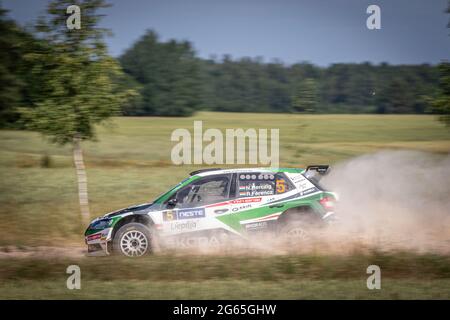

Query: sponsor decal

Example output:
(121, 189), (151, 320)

(239, 183), (273, 191)
(163, 208), (206, 221)
(290, 173), (305, 183)
(231, 197), (261, 204)
(168, 236), (221, 248)
(290, 175), (316, 191)
(177, 208), (205, 220)
(238, 181), (275, 197)
(239, 173), (274, 180)
(170, 220), (198, 232)
(244, 221), (268, 230)
(300, 187), (318, 196)
(86, 232), (102, 242)
(232, 203), (252, 212)
(239, 189), (274, 197)
(206, 197), (261, 208)
(288, 173), (318, 192)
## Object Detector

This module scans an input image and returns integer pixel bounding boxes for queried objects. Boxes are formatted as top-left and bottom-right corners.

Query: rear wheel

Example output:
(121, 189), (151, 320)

(280, 220), (312, 241)
(113, 223), (152, 257)
(278, 211), (319, 243)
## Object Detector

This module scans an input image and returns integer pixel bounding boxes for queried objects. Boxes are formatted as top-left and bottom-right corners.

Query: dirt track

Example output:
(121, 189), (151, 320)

(0, 246), (87, 259)
(1, 230), (449, 260)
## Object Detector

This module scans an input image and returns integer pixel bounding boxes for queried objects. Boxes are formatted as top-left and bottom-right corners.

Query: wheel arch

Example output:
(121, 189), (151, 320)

(111, 214), (154, 241)
(277, 205), (320, 225)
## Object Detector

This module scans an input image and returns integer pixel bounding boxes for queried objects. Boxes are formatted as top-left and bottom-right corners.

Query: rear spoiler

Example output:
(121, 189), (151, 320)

(305, 165), (329, 174)
(304, 165), (330, 179)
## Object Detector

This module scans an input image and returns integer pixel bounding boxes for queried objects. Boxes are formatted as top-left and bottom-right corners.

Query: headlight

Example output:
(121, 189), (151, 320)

(90, 219), (112, 230)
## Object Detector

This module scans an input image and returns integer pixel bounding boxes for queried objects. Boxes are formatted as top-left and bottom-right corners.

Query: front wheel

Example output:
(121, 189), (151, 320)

(113, 223), (153, 257)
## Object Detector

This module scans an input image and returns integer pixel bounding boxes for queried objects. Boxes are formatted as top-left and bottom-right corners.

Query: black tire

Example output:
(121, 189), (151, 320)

(278, 212), (319, 242)
(280, 219), (312, 241)
(112, 223), (153, 257)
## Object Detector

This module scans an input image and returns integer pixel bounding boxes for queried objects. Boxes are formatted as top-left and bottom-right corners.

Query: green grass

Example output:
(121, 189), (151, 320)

(0, 112), (449, 245)
(0, 112), (449, 299)
(2, 252), (449, 281)
(0, 252), (449, 299)
(3, 279), (450, 299)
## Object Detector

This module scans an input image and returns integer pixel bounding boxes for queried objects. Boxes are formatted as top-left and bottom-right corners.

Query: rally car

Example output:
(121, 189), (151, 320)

(85, 166), (337, 257)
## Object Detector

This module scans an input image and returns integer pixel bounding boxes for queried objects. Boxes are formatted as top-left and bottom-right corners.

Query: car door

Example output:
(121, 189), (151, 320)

(161, 174), (234, 235)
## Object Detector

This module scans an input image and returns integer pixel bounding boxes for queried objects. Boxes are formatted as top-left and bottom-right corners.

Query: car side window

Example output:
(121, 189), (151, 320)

(237, 172), (276, 197)
(275, 173), (295, 194)
(169, 174), (232, 208)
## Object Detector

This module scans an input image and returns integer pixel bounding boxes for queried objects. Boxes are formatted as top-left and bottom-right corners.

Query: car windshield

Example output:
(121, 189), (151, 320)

(151, 176), (193, 205)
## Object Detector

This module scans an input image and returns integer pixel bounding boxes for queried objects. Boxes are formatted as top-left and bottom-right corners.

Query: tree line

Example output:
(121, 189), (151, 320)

(1, 5), (449, 128)
(119, 30), (446, 117)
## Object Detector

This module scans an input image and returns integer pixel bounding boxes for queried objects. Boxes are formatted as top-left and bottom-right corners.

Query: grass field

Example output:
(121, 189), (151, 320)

(1, 252), (450, 299)
(0, 112), (449, 299)
(1, 112), (449, 245)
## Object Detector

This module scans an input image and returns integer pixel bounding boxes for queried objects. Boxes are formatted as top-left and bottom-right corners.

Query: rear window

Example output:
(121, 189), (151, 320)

(237, 172), (295, 197)
(274, 173), (295, 194)
(302, 174), (325, 191)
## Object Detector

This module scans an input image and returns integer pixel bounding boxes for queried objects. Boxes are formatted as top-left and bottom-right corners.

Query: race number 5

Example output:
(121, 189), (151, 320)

(276, 179), (285, 193)
(163, 210), (175, 221)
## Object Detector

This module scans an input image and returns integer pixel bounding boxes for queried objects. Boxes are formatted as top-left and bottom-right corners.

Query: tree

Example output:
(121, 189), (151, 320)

(0, 6), (35, 127)
(428, 3), (450, 126)
(377, 77), (415, 114)
(20, 0), (132, 224)
(291, 78), (318, 113)
(429, 62), (450, 126)
(120, 30), (202, 116)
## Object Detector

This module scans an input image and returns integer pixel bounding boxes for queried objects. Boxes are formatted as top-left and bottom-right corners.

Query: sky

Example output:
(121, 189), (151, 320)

(3, 0), (449, 66)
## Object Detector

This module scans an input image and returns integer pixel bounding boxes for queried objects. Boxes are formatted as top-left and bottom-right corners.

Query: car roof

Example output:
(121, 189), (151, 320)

(191, 167), (305, 177)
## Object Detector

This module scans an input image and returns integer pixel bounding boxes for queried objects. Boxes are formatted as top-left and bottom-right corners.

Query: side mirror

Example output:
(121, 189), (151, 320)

(167, 198), (178, 208)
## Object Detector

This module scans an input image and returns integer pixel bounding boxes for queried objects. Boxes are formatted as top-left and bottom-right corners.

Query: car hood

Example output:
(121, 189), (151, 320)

(103, 202), (155, 218)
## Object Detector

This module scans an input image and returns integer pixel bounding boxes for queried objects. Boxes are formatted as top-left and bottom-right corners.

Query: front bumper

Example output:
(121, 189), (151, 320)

(85, 227), (113, 256)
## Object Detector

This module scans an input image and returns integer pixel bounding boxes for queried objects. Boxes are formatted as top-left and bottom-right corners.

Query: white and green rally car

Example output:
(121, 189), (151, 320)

(85, 166), (337, 257)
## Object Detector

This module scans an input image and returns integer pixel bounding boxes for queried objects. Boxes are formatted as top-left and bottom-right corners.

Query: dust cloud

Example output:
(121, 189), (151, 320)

(317, 150), (450, 254)
(196, 150), (450, 256)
